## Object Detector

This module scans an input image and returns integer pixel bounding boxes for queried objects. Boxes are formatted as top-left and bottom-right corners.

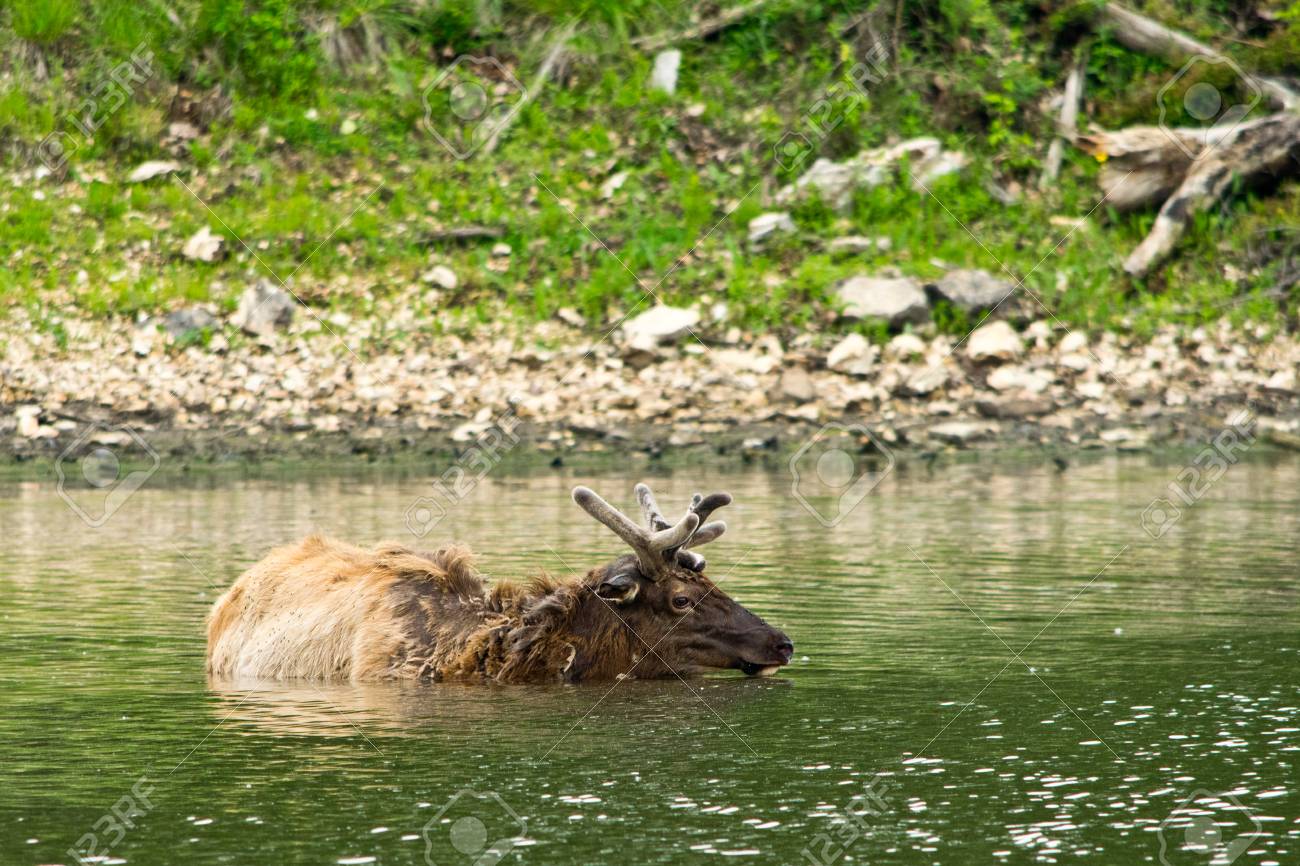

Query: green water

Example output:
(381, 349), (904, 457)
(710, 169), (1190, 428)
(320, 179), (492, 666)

(1, 456), (1297, 865)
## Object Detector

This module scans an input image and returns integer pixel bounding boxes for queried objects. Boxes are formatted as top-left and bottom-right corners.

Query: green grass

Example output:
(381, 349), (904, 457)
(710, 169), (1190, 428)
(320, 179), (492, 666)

(9, 0), (80, 45)
(1, 0), (1299, 351)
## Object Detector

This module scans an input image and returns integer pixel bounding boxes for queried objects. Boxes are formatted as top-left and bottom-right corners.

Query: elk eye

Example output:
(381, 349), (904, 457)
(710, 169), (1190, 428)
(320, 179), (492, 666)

(672, 595), (692, 610)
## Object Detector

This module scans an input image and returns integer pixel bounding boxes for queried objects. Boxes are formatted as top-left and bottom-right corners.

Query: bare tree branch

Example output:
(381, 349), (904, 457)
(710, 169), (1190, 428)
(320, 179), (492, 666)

(633, 0), (775, 53)
(1040, 52), (1087, 189)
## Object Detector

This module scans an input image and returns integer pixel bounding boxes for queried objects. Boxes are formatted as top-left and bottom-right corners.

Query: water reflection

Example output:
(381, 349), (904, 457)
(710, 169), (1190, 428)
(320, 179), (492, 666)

(206, 675), (793, 740)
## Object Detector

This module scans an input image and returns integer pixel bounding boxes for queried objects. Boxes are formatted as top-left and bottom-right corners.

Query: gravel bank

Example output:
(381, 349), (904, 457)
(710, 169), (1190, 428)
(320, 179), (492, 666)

(4, 305), (1299, 467)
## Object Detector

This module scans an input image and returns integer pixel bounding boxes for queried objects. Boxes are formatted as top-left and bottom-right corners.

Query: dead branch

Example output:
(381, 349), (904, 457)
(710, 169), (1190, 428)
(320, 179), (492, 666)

(633, 0), (775, 53)
(1121, 113), (1300, 276)
(416, 225), (506, 244)
(1065, 5), (1300, 275)
(1075, 125), (1208, 211)
(1098, 2), (1300, 111)
(1040, 52), (1087, 189)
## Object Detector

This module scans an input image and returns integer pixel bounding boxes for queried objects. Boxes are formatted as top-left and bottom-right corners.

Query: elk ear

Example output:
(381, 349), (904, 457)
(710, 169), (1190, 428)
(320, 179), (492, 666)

(595, 572), (640, 605)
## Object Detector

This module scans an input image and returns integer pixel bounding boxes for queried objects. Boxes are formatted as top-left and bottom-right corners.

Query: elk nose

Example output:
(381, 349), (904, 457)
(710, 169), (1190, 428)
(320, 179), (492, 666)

(774, 637), (794, 662)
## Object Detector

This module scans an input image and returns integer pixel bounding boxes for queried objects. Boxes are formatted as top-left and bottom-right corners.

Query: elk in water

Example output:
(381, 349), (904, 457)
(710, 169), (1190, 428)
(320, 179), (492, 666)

(206, 483), (793, 683)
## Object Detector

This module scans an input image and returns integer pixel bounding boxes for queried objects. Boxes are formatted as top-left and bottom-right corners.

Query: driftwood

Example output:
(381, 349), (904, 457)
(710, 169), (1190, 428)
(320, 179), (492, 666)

(1099, 3), (1300, 111)
(1079, 114), (1300, 275)
(1121, 114), (1300, 275)
(1040, 52), (1086, 189)
(1071, 4), (1300, 276)
(633, 0), (774, 53)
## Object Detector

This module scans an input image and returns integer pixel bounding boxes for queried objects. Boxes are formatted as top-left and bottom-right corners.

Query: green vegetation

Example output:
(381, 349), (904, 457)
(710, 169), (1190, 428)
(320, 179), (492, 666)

(1, 0), (1298, 348)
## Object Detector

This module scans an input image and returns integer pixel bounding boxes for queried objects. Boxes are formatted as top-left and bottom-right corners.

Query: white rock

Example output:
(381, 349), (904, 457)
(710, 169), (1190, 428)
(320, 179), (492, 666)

(167, 121), (200, 142)
(929, 421), (992, 445)
(714, 348), (778, 375)
(885, 333), (927, 360)
(965, 321), (1023, 362)
(826, 333), (877, 376)
(600, 171), (628, 199)
(1264, 368), (1296, 392)
(747, 211), (795, 243)
(127, 160), (182, 182)
(1059, 352), (1092, 372)
(1058, 331), (1088, 354)
(932, 269), (1012, 311)
(1076, 381), (1107, 399)
(1100, 427), (1141, 444)
(914, 149), (968, 187)
(777, 137), (968, 212)
(835, 276), (929, 327)
(15, 406), (41, 438)
(1025, 320), (1052, 342)
(622, 305), (700, 345)
(182, 226), (224, 262)
(421, 265), (458, 290)
(649, 50), (681, 94)
(777, 367), (815, 402)
(491, 242), (512, 257)
(986, 365), (1050, 393)
(903, 365), (950, 395)
(556, 307), (585, 328)
(231, 279), (296, 337)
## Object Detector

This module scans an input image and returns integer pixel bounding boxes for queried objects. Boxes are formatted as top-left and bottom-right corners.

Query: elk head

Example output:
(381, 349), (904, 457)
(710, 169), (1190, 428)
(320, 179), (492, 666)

(571, 483), (794, 677)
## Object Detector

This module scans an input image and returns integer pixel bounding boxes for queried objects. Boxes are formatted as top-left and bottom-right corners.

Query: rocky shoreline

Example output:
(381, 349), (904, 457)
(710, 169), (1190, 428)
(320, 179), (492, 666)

(4, 298), (1300, 470)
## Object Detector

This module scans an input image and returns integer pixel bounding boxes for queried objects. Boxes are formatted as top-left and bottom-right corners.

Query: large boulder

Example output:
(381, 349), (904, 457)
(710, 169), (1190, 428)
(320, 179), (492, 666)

(835, 275), (929, 327)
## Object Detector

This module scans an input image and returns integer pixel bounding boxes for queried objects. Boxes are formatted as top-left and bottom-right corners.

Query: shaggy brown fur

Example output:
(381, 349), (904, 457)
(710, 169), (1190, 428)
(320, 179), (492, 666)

(206, 533), (791, 684)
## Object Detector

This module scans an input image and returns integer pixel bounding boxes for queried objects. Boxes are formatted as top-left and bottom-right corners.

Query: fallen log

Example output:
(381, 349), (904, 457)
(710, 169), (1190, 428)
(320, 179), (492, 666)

(1075, 125), (1208, 211)
(1098, 2), (1300, 111)
(1120, 112), (1300, 276)
(1070, 3), (1300, 276)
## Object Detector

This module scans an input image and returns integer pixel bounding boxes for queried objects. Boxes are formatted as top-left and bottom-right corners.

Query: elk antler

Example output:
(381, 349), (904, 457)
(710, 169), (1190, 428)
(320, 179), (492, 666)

(573, 485), (700, 579)
(634, 483), (731, 573)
